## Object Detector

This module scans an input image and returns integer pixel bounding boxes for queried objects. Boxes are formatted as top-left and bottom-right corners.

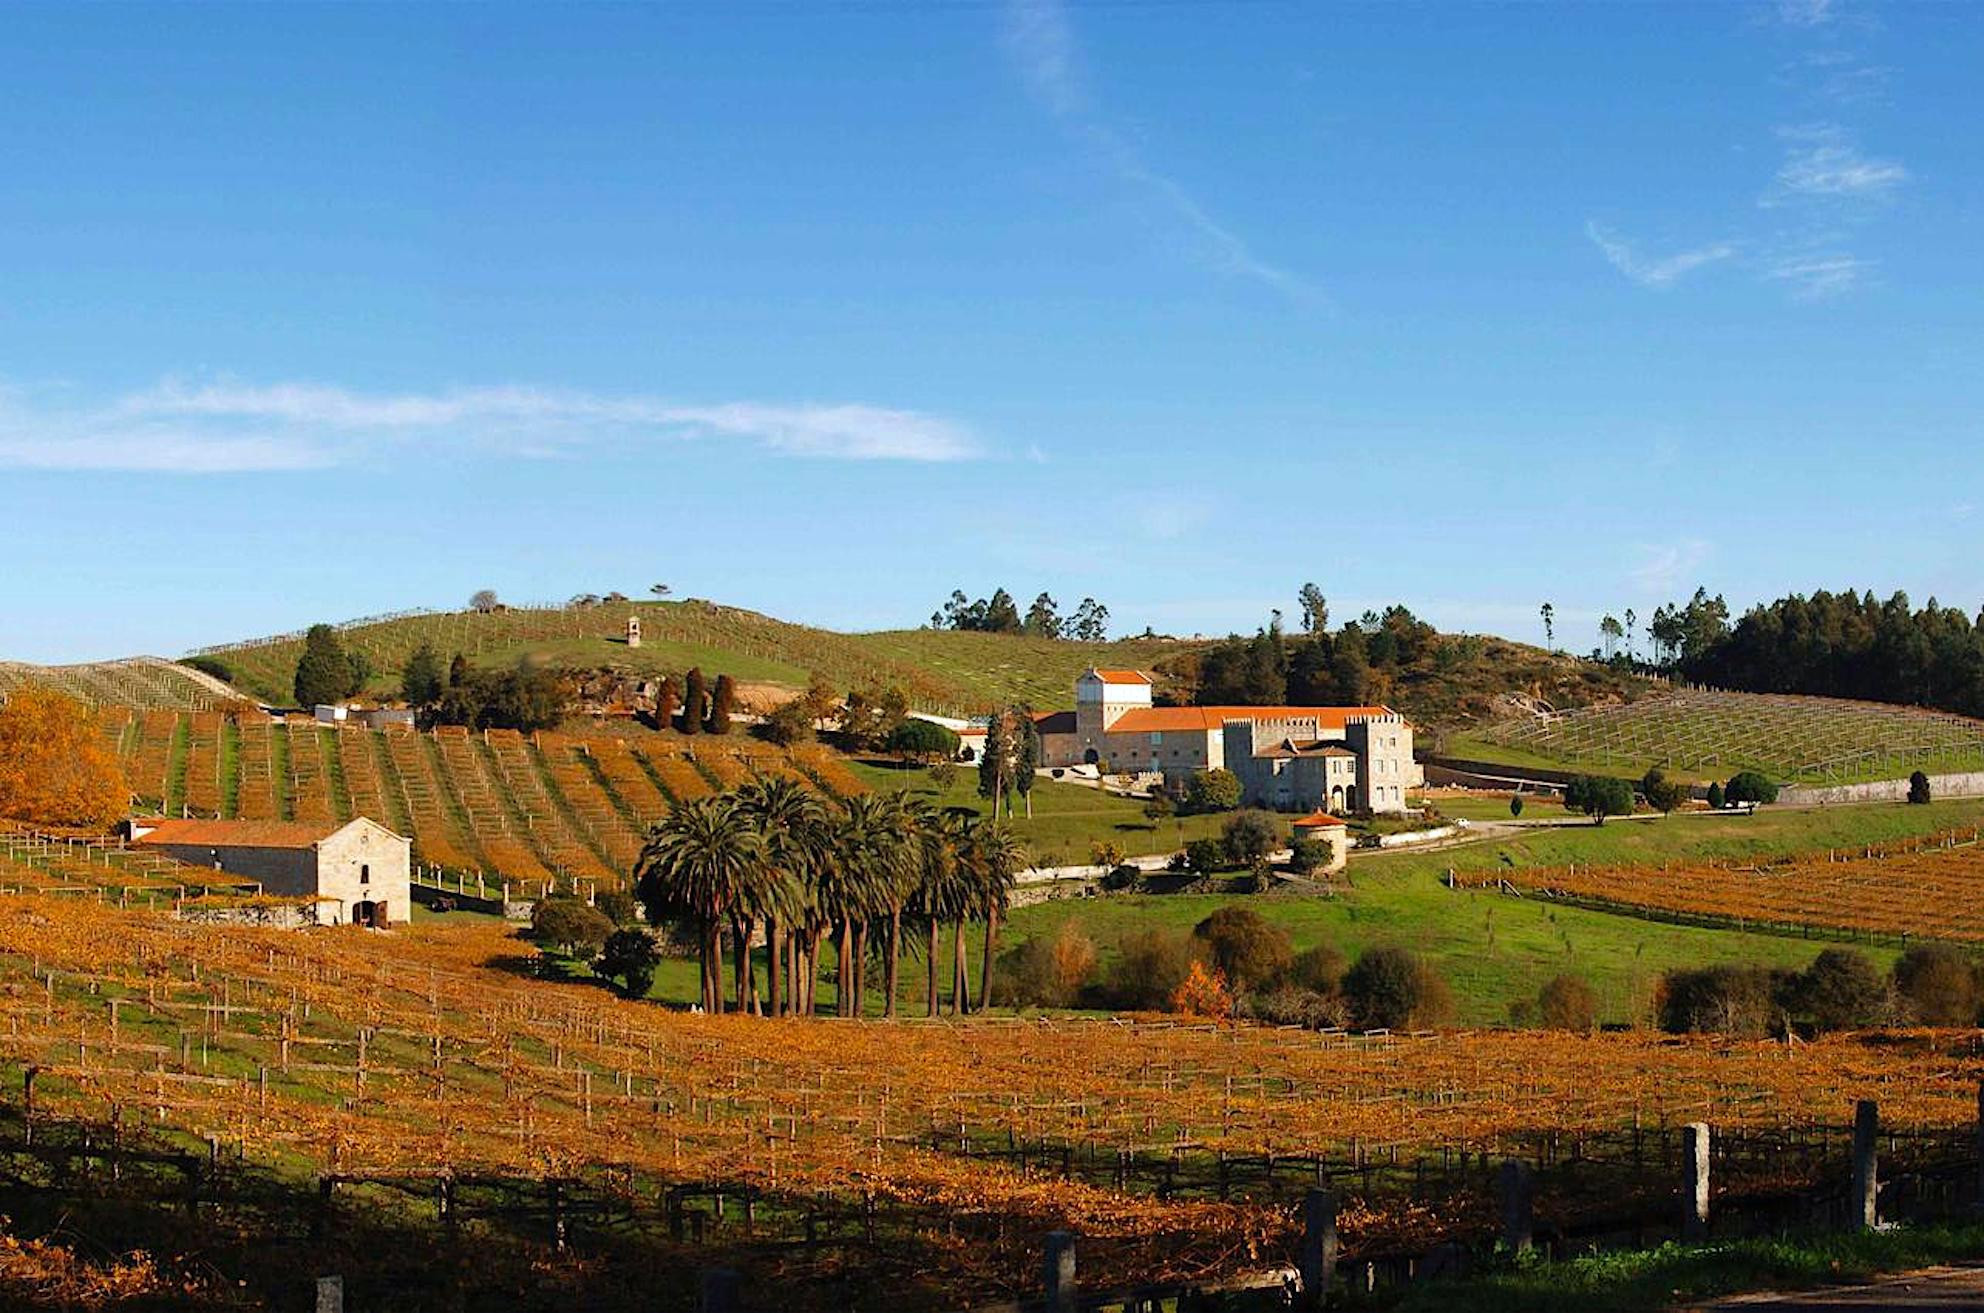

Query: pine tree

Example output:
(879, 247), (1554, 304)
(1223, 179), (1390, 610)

(294, 624), (359, 708)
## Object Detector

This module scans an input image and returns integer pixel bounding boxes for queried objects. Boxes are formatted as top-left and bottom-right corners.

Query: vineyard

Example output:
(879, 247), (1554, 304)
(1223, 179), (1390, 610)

(1453, 827), (1984, 944)
(192, 600), (1207, 715)
(1469, 687), (1984, 785)
(0, 657), (231, 712)
(110, 711), (867, 890)
(0, 896), (1980, 1309)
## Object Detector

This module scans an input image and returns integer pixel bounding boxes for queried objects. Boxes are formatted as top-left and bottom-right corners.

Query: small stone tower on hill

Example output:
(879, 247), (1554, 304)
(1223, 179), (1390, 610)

(626, 615), (642, 649)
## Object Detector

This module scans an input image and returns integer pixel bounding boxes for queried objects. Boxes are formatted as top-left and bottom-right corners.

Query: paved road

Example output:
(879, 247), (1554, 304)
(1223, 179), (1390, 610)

(1703, 1266), (1984, 1310)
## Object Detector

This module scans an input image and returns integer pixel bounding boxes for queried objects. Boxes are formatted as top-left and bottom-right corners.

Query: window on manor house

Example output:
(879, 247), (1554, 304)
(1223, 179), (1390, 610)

(361, 864), (371, 885)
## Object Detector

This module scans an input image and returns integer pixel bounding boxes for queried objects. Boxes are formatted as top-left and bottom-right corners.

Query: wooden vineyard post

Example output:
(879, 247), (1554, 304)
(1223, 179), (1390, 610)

(1683, 1123), (1711, 1240)
(1043, 1230), (1077, 1313)
(697, 1267), (740, 1313)
(1299, 1188), (1339, 1310)
(315, 1275), (343, 1313)
(1851, 1100), (1879, 1230)
(1499, 1159), (1534, 1254)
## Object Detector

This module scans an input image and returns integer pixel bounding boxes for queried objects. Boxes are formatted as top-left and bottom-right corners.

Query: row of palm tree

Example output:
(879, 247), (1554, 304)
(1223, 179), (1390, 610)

(632, 776), (1029, 1017)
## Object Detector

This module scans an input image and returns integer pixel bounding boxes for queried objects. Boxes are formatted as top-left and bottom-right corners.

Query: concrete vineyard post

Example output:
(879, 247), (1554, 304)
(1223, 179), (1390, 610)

(1851, 1099), (1879, 1230)
(1683, 1122), (1711, 1240)
(1499, 1158), (1534, 1254)
(698, 1267), (740, 1313)
(1299, 1188), (1339, 1309)
(1044, 1230), (1077, 1313)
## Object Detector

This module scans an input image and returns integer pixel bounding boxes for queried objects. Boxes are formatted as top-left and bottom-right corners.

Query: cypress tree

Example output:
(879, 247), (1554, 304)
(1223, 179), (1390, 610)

(708, 674), (736, 735)
(681, 667), (707, 736)
(448, 653), (470, 688)
(294, 624), (357, 709)
(977, 712), (1010, 818)
(656, 675), (681, 732)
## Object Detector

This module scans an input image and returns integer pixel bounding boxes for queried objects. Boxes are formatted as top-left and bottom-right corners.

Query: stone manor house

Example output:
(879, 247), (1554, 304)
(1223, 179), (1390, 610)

(1031, 669), (1420, 814)
(124, 817), (412, 927)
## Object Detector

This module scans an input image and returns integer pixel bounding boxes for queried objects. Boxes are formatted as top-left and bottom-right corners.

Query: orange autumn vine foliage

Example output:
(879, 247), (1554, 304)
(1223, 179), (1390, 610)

(0, 686), (128, 828)
(1171, 960), (1233, 1019)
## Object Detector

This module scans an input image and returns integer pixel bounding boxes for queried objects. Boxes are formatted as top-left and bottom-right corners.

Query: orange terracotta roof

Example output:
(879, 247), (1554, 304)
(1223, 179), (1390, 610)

(1291, 811), (1348, 828)
(134, 818), (349, 850)
(1088, 669), (1153, 685)
(1106, 705), (1397, 734)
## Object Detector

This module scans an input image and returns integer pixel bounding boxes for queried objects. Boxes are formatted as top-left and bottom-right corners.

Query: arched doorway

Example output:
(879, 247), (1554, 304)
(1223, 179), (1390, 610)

(1344, 785), (1359, 813)
(1330, 784), (1344, 812)
(353, 900), (380, 927)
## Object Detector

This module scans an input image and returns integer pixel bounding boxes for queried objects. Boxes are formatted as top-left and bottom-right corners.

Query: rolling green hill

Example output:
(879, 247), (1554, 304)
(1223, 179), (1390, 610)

(195, 600), (1209, 714)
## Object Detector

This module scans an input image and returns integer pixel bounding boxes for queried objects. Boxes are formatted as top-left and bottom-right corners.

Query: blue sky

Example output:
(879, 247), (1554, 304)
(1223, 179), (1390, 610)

(2, 0), (1978, 663)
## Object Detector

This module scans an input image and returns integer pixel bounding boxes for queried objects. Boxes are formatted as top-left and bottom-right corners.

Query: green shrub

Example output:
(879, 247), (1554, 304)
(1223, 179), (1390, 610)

(1288, 839), (1331, 876)
(1243, 986), (1347, 1029)
(1639, 767), (1688, 814)
(1563, 774), (1635, 824)
(1508, 795), (1524, 818)
(1289, 943), (1347, 995)
(183, 655), (234, 685)
(1099, 864), (1142, 892)
(1724, 771), (1779, 806)
(594, 889), (637, 926)
(1191, 906), (1293, 992)
(1106, 929), (1198, 1011)
(1221, 810), (1280, 866)
(1909, 770), (1932, 805)
(1342, 946), (1451, 1030)
(594, 928), (660, 998)
(1797, 948), (1889, 1031)
(887, 718), (961, 761)
(994, 924), (1099, 1009)
(1706, 781), (1725, 809)
(531, 897), (614, 955)
(1537, 973), (1598, 1032)
(1658, 964), (1792, 1036)
(1184, 838), (1228, 875)
(1893, 943), (1980, 1025)
(1184, 768), (1242, 814)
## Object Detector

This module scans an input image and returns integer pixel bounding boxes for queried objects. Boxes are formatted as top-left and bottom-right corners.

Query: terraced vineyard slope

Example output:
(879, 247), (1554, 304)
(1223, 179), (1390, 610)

(0, 896), (1979, 1310)
(112, 711), (865, 889)
(1462, 688), (1984, 785)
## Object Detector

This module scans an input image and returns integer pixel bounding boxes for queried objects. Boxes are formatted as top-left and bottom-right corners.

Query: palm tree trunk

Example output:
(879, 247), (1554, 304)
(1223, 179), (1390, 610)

(765, 915), (782, 1018)
(705, 921), (724, 1014)
(979, 907), (1000, 1014)
(854, 920), (869, 1016)
(885, 907), (901, 1020)
(732, 919), (750, 1015)
(838, 918), (854, 1018)
(926, 918), (940, 1017)
(951, 919), (971, 1015)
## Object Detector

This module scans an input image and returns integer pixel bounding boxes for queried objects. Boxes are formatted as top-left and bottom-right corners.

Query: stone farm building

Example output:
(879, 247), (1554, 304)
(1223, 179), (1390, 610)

(1033, 669), (1421, 814)
(126, 817), (411, 926)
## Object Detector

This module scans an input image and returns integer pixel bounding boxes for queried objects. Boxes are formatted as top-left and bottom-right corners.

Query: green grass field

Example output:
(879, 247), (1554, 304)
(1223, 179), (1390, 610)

(495, 794), (1984, 1027)
(846, 759), (1231, 865)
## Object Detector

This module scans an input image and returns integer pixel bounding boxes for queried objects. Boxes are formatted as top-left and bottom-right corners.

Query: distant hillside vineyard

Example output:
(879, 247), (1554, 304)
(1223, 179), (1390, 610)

(1462, 687), (1984, 785)
(0, 656), (232, 711)
(194, 600), (1205, 715)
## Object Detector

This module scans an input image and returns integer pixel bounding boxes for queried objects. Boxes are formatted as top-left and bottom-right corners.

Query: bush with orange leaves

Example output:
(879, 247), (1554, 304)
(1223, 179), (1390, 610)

(1171, 959), (1234, 1019)
(0, 686), (128, 828)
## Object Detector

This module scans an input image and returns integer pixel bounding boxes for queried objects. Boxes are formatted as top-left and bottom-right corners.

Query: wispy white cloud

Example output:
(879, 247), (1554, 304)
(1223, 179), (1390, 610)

(0, 378), (985, 473)
(1764, 246), (1874, 299)
(1585, 222), (1737, 289)
(1776, 0), (1837, 28)
(1629, 539), (1712, 593)
(1002, 0), (1321, 305)
(1765, 123), (1906, 203)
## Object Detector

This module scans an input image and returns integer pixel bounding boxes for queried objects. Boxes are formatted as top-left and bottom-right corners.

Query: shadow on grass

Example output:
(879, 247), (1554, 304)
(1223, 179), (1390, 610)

(1388, 1223), (1984, 1313)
